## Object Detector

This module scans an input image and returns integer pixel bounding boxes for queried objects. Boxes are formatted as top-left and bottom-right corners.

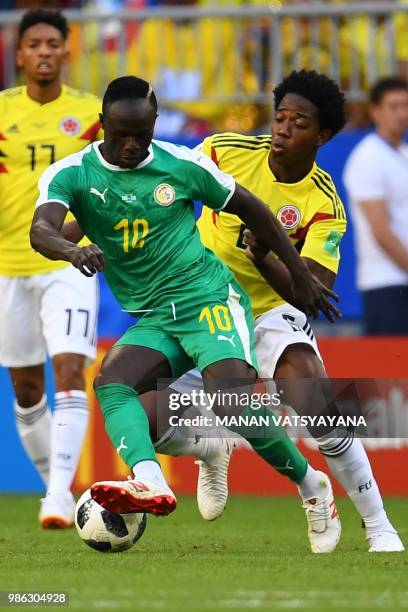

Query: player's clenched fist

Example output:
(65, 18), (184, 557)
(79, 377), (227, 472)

(69, 244), (105, 277)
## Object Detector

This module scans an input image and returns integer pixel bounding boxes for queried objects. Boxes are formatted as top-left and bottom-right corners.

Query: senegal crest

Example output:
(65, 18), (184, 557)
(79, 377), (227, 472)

(153, 183), (176, 206)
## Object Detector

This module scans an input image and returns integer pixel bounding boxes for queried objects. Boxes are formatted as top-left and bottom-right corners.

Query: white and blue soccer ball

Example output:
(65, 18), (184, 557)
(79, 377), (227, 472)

(75, 489), (147, 553)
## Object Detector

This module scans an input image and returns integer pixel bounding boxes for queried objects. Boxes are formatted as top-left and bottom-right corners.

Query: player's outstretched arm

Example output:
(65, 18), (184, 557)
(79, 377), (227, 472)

(224, 184), (338, 319)
(244, 230), (341, 323)
(30, 202), (104, 277)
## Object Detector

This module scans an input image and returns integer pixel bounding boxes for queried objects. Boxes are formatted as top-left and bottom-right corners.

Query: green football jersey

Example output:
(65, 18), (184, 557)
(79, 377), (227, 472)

(36, 139), (235, 313)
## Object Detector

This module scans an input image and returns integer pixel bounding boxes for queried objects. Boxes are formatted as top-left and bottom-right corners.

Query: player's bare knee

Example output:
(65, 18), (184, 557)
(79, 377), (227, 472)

(94, 371), (109, 390)
(13, 380), (43, 408)
(204, 358), (257, 384)
(53, 354), (86, 391)
(93, 368), (128, 390)
(276, 344), (324, 379)
(203, 359), (257, 418)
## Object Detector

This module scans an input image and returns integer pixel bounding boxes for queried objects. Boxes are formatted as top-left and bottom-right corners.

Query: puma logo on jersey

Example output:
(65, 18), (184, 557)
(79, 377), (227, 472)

(217, 334), (236, 347)
(90, 187), (108, 203)
(116, 436), (128, 455)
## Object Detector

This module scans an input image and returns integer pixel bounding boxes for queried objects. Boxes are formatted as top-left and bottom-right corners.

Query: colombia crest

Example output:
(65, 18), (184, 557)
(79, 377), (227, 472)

(277, 205), (301, 229)
(59, 116), (82, 136)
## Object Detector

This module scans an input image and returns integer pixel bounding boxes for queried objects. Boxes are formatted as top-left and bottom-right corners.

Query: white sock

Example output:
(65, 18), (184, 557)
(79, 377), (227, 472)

(15, 395), (51, 487)
(297, 464), (326, 500)
(132, 460), (172, 492)
(154, 427), (221, 461)
(47, 390), (89, 497)
(318, 432), (392, 535)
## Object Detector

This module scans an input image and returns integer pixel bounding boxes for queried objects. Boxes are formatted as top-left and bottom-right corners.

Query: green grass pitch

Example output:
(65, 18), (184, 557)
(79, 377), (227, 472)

(0, 495), (407, 611)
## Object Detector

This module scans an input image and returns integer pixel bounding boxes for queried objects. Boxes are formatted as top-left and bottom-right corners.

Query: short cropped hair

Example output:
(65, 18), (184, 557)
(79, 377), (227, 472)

(102, 76), (158, 114)
(370, 76), (408, 105)
(18, 9), (69, 41)
(274, 69), (346, 137)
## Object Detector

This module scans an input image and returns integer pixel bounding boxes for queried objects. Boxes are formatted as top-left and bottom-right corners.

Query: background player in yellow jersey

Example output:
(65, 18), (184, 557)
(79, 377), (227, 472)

(0, 10), (101, 528)
(169, 70), (403, 552)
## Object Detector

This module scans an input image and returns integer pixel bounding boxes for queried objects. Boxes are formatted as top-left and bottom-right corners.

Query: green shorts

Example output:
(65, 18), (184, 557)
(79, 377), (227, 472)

(115, 279), (258, 378)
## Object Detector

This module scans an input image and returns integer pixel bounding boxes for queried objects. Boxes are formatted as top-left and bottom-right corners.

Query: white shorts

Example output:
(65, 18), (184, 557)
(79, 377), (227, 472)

(0, 266), (98, 368)
(173, 303), (322, 393)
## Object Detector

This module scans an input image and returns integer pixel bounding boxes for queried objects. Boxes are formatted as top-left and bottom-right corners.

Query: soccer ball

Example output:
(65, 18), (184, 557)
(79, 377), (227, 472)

(75, 489), (147, 553)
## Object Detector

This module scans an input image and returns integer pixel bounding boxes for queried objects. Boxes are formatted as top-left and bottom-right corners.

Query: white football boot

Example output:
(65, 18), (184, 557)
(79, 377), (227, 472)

(301, 471), (341, 553)
(196, 438), (235, 521)
(367, 529), (405, 552)
(39, 491), (76, 529)
(91, 479), (176, 516)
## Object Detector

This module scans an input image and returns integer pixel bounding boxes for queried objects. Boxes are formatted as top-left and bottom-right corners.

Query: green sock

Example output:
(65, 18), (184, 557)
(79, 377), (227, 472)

(239, 406), (308, 484)
(95, 383), (157, 468)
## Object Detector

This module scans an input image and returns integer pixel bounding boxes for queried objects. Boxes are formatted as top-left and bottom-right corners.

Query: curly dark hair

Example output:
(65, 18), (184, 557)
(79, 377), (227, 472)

(273, 70), (346, 137)
(18, 9), (69, 42)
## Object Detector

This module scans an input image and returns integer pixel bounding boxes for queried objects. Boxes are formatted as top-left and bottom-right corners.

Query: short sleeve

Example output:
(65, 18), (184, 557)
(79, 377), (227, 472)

(36, 162), (77, 209)
(343, 142), (387, 201)
(199, 136), (214, 158)
(300, 216), (347, 273)
(188, 147), (236, 211)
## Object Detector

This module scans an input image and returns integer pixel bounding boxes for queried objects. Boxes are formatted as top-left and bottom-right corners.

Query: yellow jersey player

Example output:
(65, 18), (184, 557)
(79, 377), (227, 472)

(0, 9), (102, 528)
(169, 71), (403, 552)
(31, 77), (338, 524)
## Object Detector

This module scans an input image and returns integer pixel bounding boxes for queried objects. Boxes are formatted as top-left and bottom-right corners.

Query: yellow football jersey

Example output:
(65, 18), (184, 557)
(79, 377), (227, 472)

(128, 18), (259, 131)
(0, 85), (102, 276)
(197, 133), (347, 318)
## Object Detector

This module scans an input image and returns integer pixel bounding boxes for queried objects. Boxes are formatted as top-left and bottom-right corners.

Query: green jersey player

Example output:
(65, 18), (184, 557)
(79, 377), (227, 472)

(31, 76), (339, 518)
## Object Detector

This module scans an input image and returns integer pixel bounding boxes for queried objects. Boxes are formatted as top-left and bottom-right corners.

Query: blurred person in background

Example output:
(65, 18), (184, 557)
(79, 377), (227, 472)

(127, 0), (261, 136)
(275, 0), (408, 128)
(0, 9), (101, 527)
(344, 76), (408, 335)
(280, 0), (333, 78)
(338, 0), (408, 127)
(68, 0), (145, 94)
(339, 0), (408, 83)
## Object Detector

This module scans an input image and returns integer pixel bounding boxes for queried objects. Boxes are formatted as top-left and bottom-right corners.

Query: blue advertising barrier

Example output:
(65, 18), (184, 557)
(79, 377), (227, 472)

(0, 129), (371, 492)
(0, 363), (54, 492)
(316, 129), (367, 319)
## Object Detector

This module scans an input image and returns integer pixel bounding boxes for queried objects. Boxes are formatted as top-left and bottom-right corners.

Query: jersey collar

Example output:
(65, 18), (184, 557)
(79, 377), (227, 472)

(21, 84), (66, 107)
(266, 157), (318, 187)
(93, 141), (154, 171)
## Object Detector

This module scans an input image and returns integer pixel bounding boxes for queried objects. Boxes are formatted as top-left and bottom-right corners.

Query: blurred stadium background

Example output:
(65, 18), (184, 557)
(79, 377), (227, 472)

(1, 1), (407, 496)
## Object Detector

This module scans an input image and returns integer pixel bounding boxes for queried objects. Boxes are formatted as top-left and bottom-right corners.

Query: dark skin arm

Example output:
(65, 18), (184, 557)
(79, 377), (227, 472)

(243, 228), (341, 322)
(32, 188), (335, 321)
(30, 203), (104, 277)
(224, 184), (339, 319)
(61, 220), (85, 244)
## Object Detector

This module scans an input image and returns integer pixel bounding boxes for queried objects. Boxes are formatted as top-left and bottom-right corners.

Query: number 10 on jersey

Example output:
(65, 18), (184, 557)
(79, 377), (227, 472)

(114, 218), (149, 252)
(199, 305), (232, 334)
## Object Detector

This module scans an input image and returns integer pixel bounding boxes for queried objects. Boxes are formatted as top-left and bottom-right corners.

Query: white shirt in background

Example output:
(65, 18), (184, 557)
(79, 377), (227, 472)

(343, 132), (408, 291)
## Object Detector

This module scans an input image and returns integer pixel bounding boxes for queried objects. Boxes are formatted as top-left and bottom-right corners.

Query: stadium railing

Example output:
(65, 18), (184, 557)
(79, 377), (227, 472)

(1, 2), (407, 111)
